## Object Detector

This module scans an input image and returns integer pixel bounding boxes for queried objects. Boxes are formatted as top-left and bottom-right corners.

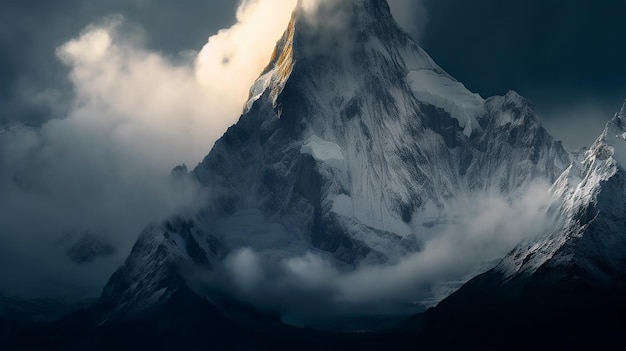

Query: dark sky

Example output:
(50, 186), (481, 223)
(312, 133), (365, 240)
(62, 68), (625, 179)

(423, 0), (626, 99)
(419, 0), (626, 147)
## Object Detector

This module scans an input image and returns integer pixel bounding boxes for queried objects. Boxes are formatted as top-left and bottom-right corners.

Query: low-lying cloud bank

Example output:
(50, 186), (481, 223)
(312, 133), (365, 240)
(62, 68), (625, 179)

(193, 181), (559, 329)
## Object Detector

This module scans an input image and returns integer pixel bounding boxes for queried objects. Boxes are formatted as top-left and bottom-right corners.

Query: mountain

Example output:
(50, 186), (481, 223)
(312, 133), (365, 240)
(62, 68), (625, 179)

(96, 0), (568, 321)
(4, 0), (624, 349)
(422, 101), (626, 349)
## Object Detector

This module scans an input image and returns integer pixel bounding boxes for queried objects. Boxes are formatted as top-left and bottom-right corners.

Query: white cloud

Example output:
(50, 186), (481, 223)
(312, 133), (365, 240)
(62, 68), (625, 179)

(334, 182), (558, 305)
(58, 0), (297, 168)
(195, 181), (559, 329)
(0, 0), (297, 298)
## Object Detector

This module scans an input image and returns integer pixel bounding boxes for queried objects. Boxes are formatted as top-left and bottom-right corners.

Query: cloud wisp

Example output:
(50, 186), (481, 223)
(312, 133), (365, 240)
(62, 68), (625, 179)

(193, 181), (559, 329)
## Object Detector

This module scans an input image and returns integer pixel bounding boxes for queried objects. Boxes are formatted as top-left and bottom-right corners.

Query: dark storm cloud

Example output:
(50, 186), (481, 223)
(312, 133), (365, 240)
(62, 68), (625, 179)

(0, 0), (236, 126)
(419, 0), (626, 148)
(0, 0), (298, 298)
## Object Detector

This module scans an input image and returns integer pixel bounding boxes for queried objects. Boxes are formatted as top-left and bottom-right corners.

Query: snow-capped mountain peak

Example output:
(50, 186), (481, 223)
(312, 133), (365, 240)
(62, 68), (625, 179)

(96, 0), (569, 320)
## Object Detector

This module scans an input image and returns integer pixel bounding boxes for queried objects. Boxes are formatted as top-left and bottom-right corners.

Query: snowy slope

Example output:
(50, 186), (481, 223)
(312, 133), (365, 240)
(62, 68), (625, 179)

(496, 100), (626, 285)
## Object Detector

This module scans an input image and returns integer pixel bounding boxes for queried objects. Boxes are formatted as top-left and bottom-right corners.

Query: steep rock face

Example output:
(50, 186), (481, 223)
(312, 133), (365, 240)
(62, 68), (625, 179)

(97, 0), (569, 316)
(498, 100), (626, 285)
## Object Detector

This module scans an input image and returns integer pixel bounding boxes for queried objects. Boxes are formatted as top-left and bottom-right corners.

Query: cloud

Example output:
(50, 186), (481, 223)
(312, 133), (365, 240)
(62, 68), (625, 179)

(224, 248), (265, 292)
(0, 0), (570, 332)
(0, 0), (297, 299)
(193, 181), (559, 329)
(334, 182), (559, 305)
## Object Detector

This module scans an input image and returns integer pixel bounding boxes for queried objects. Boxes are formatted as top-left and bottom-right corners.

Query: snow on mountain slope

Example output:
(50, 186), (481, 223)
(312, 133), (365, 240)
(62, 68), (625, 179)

(96, 0), (571, 319)
(421, 100), (626, 349)
(497, 100), (626, 285)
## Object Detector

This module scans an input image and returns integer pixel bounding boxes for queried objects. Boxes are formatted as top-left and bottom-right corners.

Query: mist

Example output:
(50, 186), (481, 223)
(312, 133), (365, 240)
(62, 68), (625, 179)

(0, 0), (296, 299)
(191, 181), (560, 329)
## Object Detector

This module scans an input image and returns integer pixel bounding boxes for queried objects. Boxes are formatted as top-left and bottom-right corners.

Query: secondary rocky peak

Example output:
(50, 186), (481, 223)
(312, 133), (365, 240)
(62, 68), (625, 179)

(495, 99), (626, 283)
